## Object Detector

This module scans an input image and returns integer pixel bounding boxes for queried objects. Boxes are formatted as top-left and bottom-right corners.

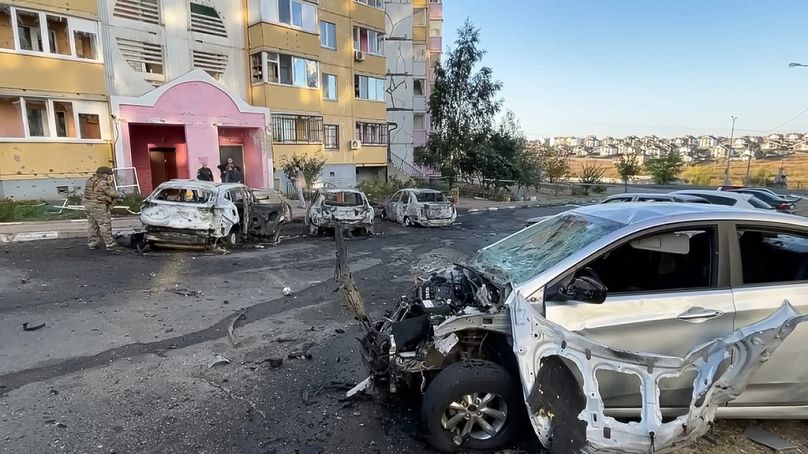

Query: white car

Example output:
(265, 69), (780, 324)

(671, 189), (772, 210)
(306, 188), (374, 236)
(140, 180), (291, 248)
(382, 188), (456, 227)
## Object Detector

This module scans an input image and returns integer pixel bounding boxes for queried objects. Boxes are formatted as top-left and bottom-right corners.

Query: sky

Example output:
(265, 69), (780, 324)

(442, 0), (808, 139)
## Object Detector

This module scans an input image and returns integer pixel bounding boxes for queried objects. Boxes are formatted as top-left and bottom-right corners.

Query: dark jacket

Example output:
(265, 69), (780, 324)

(197, 166), (214, 181)
(223, 167), (244, 183)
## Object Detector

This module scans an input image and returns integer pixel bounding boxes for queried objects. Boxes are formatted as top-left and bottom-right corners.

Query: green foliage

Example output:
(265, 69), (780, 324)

(541, 149), (569, 184)
(358, 177), (413, 205)
(577, 162), (606, 195)
(0, 199), (16, 222)
(417, 19), (503, 186)
(645, 152), (685, 185)
(614, 154), (641, 190)
(120, 192), (146, 213)
(747, 168), (773, 187)
(280, 153), (327, 189)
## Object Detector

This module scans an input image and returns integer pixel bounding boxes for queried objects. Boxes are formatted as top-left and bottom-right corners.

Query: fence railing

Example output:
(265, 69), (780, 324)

(389, 152), (426, 179)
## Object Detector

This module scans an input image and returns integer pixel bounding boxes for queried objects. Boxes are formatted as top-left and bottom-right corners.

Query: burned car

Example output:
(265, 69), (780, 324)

(381, 188), (456, 227)
(306, 188), (374, 236)
(341, 203), (808, 453)
(140, 180), (291, 248)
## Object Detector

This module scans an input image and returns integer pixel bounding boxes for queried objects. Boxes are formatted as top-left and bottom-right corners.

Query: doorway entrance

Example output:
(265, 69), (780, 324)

(219, 145), (244, 174)
(149, 147), (178, 188)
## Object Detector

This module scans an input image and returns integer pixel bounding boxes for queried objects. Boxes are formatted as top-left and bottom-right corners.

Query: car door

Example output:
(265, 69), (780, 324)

(393, 191), (408, 224)
(727, 222), (808, 412)
(543, 222), (735, 411)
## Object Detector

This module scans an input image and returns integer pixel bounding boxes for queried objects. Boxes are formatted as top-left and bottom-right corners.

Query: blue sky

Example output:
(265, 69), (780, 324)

(443, 0), (808, 138)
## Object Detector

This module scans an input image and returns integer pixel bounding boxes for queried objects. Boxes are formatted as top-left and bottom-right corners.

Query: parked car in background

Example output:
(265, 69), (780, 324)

(718, 186), (801, 202)
(671, 189), (772, 210)
(306, 188), (374, 236)
(381, 188), (456, 227)
(140, 180), (291, 248)
(730, 188), (796, 213)
(600, 192), (710, 204)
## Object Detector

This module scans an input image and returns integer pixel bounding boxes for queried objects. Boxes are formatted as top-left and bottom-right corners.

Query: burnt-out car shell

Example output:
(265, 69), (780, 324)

(140, 180), (290, 247)
(306, 188), (374, 235)
(382, 188), (456, 227)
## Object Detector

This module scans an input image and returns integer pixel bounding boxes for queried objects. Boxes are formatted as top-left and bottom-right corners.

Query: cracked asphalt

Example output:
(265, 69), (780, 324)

(1, 206), (806, 454)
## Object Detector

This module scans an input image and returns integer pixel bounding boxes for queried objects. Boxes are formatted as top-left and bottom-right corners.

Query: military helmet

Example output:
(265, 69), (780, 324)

(96, 166), (113, 175)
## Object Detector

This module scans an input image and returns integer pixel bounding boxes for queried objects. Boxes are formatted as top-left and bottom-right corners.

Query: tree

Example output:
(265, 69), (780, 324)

(415, 19), (502, 187)
(280, 153), (326, 189)
(577, 162), (606, 195)
(541, 148), (569, 184)
(614, 153), (641, 192)
(645, 152), (685, 185)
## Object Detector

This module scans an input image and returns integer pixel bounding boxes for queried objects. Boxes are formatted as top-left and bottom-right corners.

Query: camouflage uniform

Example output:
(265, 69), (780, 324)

(83, 167), (118, 250)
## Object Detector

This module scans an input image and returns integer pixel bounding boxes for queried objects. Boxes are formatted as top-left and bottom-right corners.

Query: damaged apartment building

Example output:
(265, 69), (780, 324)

(0, 0), (431, 199)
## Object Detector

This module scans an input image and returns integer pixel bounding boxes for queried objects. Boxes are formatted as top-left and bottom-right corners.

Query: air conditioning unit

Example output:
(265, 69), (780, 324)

(350, 139), (362, 150)
(354, 50), (365, 61)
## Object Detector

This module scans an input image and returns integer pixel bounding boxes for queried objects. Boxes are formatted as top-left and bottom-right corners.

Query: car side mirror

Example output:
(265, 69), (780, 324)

(561, 276), (607, 304)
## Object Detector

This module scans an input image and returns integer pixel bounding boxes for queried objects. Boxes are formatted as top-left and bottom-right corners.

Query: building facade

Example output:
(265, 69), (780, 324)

(0, 0), (112, 199)
(384, 0), (441, 177)
(248, 0), (389, 190)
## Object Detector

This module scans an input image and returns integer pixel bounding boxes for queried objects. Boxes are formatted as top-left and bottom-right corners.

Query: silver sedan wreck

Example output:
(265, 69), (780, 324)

(338, 203), (808, 453)
(381, 188), (456, 227)
(140, 180), (291, 248)
(306, 188), (374, 236)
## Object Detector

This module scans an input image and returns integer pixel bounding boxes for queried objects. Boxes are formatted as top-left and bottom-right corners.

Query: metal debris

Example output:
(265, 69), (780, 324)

(743, 426), (796, 451)
(21, 322), (45, 331)
(171, 288), (202, 297)
(207, 355), (230, 368)
(226, 313), (246, 347)
(345, 377), (373, 398)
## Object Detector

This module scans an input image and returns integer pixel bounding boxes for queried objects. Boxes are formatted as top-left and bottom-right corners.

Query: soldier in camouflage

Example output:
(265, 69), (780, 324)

(83, 166), (119, 251)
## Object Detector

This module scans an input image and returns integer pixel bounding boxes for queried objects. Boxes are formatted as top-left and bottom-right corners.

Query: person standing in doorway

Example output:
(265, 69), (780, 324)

(83, 166), (120, 252)
(294, 166), (307, 208)
(219, 157), (243, 183)
(197, 161), (214, 181)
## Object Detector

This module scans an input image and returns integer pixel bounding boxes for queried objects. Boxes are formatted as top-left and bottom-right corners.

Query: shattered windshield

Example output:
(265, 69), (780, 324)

(415, 192), (448, 203)
(323, 191), (364, 207)
(153, 188), (213, 203)
(471, 212), (625, 284)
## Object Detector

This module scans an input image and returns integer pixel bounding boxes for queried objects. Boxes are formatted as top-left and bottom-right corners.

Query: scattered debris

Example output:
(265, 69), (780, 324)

(227, 313), (246, 347)
(345, 377), (373, 398)
(223, 300), (230, 305)
(207, 355), (231, 368)
(48, 388), (59, 395)
(283, 286), (292, 296)
(171, 288), (202, 297)
(204, 379), (266, 419)
(287, 352), (313, 360)
(255, 357), (284, 368)
(21, 322), (45, 331)
(274, 336), (297, 343)
(743, 426), (796, 451)
(335, 328), (346, 334)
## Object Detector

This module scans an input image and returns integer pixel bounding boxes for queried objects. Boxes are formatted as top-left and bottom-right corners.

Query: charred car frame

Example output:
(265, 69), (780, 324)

(306, 188), (374, 236)
(339, 204), (808, 453)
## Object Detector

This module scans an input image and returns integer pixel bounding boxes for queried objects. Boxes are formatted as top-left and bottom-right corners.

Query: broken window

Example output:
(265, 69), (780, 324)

(17, 10), (43, 52)
(250, 53), (264, 83)
(154, 187), (213, 203)
(324, 124), (339, 149)
(353, 26), (383, 55)
(78, 113), (101, 139)
(0, 6), (12, 49)
(53, 101), (76, 138)
(116, 37), (164, 80)
(413, 79), (425, 96)
(267, 52), (281, 83)
(0, 96), (25, 138)
(293, 57), (318, 88)
(73, 30), (97, 59)
(46, 15), (71, 55)
(24, 99), (49, 136)
(192, 50), (227, 79)
(415, 192), (447, 203)
(738, 228), (808, 284)
(324, 191), (363, 207)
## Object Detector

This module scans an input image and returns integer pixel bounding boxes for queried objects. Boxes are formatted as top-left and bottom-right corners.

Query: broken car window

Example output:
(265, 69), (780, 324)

(154, 188), (213, 203)
(471, 212), (624, 284)
(323, 191), (363, 207)
(738, 228), (808, 284)
(415, 192), (448, 203)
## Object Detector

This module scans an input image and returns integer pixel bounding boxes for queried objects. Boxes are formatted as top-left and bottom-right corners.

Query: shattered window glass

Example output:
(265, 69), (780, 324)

(415, 192), (448, 203)
(472, 213), (624, 284)
(323, 191), (363, 207)
(154, 188), (213, 203)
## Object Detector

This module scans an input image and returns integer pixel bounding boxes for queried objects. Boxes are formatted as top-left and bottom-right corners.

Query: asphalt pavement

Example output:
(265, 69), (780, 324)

(1, 205), (805, 454)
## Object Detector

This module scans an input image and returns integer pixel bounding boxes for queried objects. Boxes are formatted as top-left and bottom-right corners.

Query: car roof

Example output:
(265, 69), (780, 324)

(569, 202), (805, 227)
(605, 192), (672, 198)
(407, 188), (442, 194)
(319, 187), (364, 194)
(153, 179), (246, 192)
(672, 189), (753, 201)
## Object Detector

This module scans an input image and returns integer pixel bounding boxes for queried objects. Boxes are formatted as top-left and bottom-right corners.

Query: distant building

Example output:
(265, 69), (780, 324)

(699, 135), (719, 149)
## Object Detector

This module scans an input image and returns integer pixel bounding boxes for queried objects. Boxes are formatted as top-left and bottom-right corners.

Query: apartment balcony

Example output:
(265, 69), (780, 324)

(413, 95), (427, 112)
(428, 2), (443, 20)
(428, 36), (442, 52)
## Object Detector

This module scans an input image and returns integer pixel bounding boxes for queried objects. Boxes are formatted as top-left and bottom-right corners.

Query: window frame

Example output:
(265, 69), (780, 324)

(731, 222), (808, 288)
(3, 6), (102, 63)
(251, 51), (318, 88)
(353, 26), (384, 56)
(276, 0), (317, 33)
(354, 74), (385, 101)
(320, 20), (336, 50)
(322, 73), (337, 100)
(324, 124), (339, 150)
(355, 121), (389, 146)
(354, 0), (383, 10)
(0, 97), (107, 142)
(271, 113), (324, 144)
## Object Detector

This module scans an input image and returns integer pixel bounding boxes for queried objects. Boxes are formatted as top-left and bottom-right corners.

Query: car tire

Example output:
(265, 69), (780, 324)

(381, 209), (387, 220)
(403, 216), (413, 227)
(422, 360), (522, 453)
(225, 227), (239, 247)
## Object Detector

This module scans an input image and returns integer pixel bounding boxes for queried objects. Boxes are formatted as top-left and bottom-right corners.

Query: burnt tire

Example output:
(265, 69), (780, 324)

(403, 216), (413, 227)
(422, 360), (522, 453)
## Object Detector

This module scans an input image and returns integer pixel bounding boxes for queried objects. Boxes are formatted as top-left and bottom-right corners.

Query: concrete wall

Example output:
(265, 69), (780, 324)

(0, 177), (89, 199)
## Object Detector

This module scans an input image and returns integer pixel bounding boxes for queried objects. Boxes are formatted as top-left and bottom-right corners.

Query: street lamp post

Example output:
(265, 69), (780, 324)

(723, 115), (737, 186)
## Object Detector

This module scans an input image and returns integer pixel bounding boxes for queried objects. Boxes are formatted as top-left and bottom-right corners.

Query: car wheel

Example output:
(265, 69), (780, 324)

(381, 209), (387, 220)
(403, 216), (413, 227)
(422, 360), (522, 453)
(225, 227), (239, 247)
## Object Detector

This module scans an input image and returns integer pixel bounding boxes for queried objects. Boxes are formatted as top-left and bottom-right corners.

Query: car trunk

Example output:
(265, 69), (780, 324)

(422, 202), (454, 220)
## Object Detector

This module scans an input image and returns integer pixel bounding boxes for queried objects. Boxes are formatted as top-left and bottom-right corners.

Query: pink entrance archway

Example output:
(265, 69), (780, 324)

(111, 70), (273, 194)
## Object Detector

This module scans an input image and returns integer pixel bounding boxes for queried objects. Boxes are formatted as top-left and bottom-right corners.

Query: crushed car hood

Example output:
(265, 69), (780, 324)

(510, 293), (808, 453)
(140, 202), (220, 231)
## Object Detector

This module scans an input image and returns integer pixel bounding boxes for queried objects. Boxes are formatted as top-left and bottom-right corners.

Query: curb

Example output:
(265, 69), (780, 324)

(461, 199), (597, 213)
